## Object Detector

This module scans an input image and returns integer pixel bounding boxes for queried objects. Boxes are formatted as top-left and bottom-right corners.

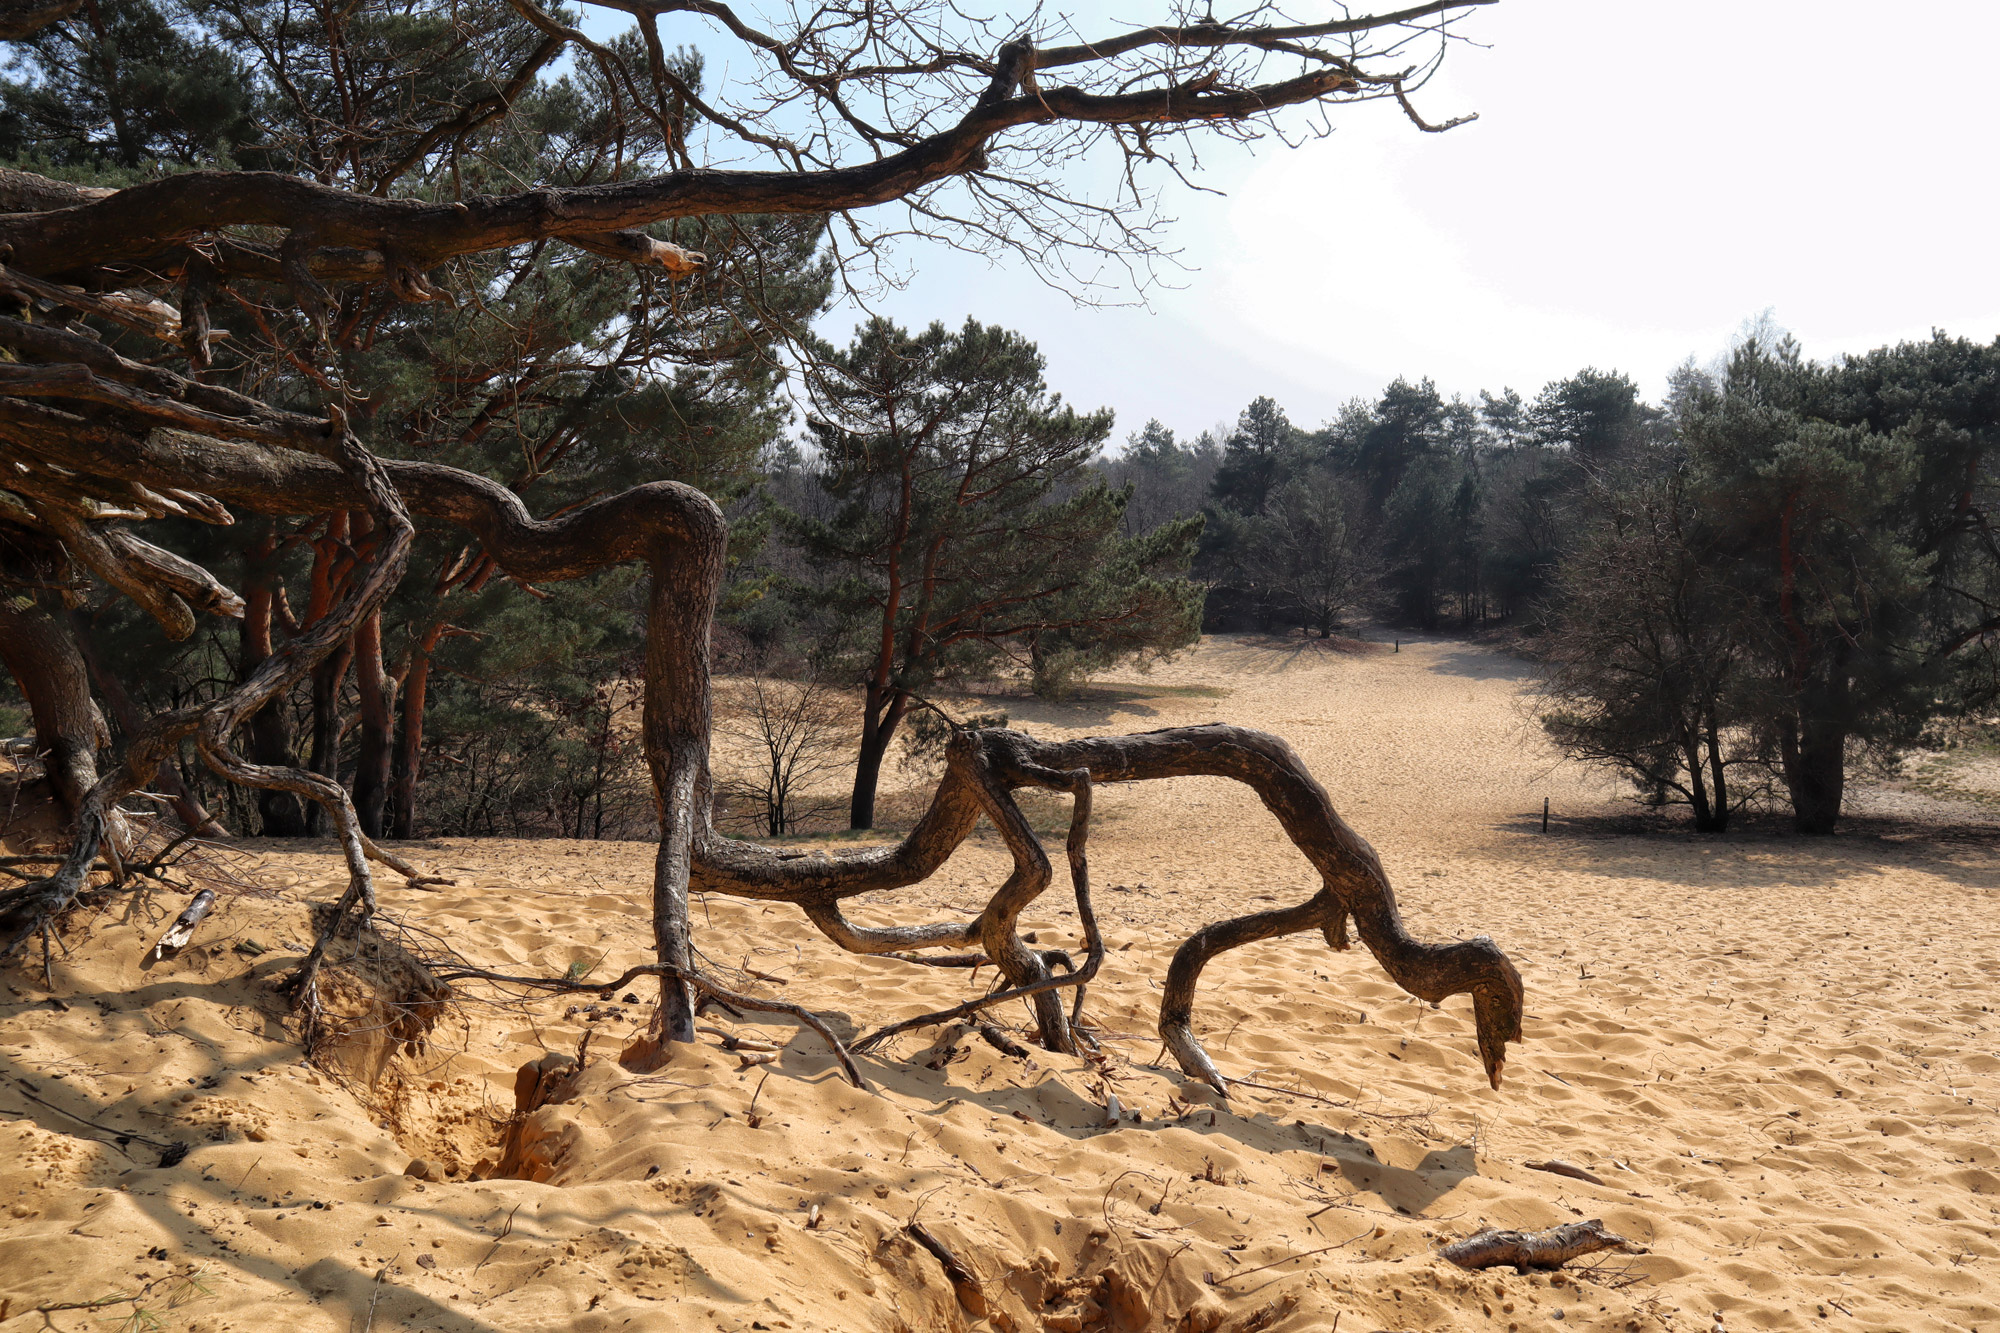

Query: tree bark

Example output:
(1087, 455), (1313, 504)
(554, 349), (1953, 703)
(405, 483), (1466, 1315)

(638, 500), (728, 1048)
(1702, 713), (1730, 834)
(849, 686), (907, 830)
(302, 512), (354, 835)
(0, 550), (104, 824)
(69, 609), (228, 837)
(349, 514), (393, 838)
(1781, 637), (1849, 835)
(1781, 711), (1846, 835)
(389, 621), (444, 840)
(352, 607), (391, 838)
(240, 521), (306, 835)
(1681, 726), (1717, 832)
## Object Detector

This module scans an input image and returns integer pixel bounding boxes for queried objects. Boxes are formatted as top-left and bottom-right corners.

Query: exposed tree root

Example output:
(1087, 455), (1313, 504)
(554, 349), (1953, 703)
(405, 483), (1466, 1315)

(0, 428), (413, 1021)
(853, 750), (1099, 1055)
(696, 724), (1525, 1095)
(426, 958), (866, 1088)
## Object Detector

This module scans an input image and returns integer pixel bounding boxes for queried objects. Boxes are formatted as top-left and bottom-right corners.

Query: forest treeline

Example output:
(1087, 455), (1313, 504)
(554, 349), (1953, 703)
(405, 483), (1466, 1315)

(3, 0), (1997, 842)
(1106, 333), (2000, 834)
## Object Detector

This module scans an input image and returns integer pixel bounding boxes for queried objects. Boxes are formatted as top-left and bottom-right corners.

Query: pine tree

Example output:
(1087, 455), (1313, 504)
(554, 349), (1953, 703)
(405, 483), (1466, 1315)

(0, 0), (259, 168)
(790, 317), (1201, 828)
(1683, 336), (1931, 833)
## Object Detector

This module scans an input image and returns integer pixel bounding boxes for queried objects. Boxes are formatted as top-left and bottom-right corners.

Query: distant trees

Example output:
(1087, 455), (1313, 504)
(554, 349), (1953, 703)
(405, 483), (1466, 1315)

(786, 317), (1203, 829)
(1539, 453), (1752, 831)
(1256, 466), (1376, 638)
(1095, 331), (1999, 835)
(1100, 420), (1221, 537)
(1540, 333), (2000, 834)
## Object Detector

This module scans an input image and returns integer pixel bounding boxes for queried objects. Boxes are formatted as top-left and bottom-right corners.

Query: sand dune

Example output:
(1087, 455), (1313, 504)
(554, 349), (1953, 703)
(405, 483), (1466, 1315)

(3, 633), (1998, 1332)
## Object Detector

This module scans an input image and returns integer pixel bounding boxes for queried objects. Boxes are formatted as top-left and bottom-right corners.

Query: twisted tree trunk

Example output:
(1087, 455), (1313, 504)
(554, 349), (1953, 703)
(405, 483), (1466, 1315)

(3, 413), (1525, 1091)
(0, 590), (105, 825)
(240, 521), (306, 835)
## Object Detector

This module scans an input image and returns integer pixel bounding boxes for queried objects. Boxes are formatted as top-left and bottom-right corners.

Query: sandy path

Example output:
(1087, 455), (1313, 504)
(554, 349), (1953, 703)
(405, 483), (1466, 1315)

(2, 633), (1997, 1333)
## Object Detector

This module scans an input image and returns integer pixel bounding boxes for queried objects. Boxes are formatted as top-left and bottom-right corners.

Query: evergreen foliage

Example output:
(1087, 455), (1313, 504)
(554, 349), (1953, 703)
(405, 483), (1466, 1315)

(784, 316), (1203, 828)
(1110, 333), (1999, 834)
(0, 0), (827, 840)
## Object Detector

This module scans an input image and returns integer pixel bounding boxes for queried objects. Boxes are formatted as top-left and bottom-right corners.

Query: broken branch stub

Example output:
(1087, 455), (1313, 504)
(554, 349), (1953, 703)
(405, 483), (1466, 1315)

(142, 887), (216, 965)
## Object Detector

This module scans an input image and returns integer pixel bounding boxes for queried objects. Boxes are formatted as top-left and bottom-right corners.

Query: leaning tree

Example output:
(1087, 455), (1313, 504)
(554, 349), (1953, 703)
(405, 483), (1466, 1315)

(0, 0), (1524, 1095)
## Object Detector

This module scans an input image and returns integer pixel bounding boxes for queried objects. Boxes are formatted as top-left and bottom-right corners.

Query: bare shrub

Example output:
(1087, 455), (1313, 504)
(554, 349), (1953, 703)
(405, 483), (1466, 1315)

(713, 671), (851, 837)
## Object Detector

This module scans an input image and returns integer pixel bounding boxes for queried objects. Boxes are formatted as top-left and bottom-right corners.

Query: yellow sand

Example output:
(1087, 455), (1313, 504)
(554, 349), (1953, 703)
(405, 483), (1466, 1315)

(3, 634), (1998, 1333)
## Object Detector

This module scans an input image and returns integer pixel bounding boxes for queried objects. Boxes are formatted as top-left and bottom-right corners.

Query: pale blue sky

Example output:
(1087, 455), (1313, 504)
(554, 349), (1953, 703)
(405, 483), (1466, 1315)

(592, 2), (2000, 443)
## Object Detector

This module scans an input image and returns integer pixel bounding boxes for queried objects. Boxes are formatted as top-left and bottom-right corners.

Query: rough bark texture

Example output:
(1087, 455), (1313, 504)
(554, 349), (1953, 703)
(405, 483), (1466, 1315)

(1440, 1219), (1642, 1272)
(239, 524), (306, 835)
(0, 586), (105, 822)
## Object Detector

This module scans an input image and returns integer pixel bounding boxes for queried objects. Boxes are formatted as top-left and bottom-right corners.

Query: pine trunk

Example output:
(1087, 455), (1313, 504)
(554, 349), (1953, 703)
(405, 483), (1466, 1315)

(641, 508), (729, 1047)
(1781, 713), (1846, 835)
(240, 524), (306, 835)
(389, 623), (442, 840)
(352, 608), (392, 839)
(849, 688), (906, 831)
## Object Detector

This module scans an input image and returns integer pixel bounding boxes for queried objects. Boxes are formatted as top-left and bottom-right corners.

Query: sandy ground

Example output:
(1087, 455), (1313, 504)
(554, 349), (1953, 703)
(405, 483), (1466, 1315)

(3, 633), (1999, 1333)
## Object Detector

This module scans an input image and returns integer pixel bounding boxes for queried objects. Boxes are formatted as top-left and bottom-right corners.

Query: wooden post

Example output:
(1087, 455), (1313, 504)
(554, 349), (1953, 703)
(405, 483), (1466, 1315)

(1541, 797), (1549, 833)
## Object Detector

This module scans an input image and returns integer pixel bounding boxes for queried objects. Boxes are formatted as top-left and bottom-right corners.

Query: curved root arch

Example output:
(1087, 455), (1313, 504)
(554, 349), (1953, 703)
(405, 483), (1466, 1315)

(694, 725), (1526, 1095)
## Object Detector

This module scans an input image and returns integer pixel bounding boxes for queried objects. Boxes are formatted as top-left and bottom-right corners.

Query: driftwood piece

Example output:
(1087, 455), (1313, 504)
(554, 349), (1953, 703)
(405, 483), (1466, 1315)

(143, 888), (216, 964)
(1439, 1219), (1643, 1272)
(1525, 1159), (1607, 1186)
(974, 1023), (1029, 1058)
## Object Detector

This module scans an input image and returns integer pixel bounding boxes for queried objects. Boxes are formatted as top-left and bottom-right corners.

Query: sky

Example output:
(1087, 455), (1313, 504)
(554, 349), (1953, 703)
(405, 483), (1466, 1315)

(841, 1), (2000, 443)
(605, 1), (2000, 445)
